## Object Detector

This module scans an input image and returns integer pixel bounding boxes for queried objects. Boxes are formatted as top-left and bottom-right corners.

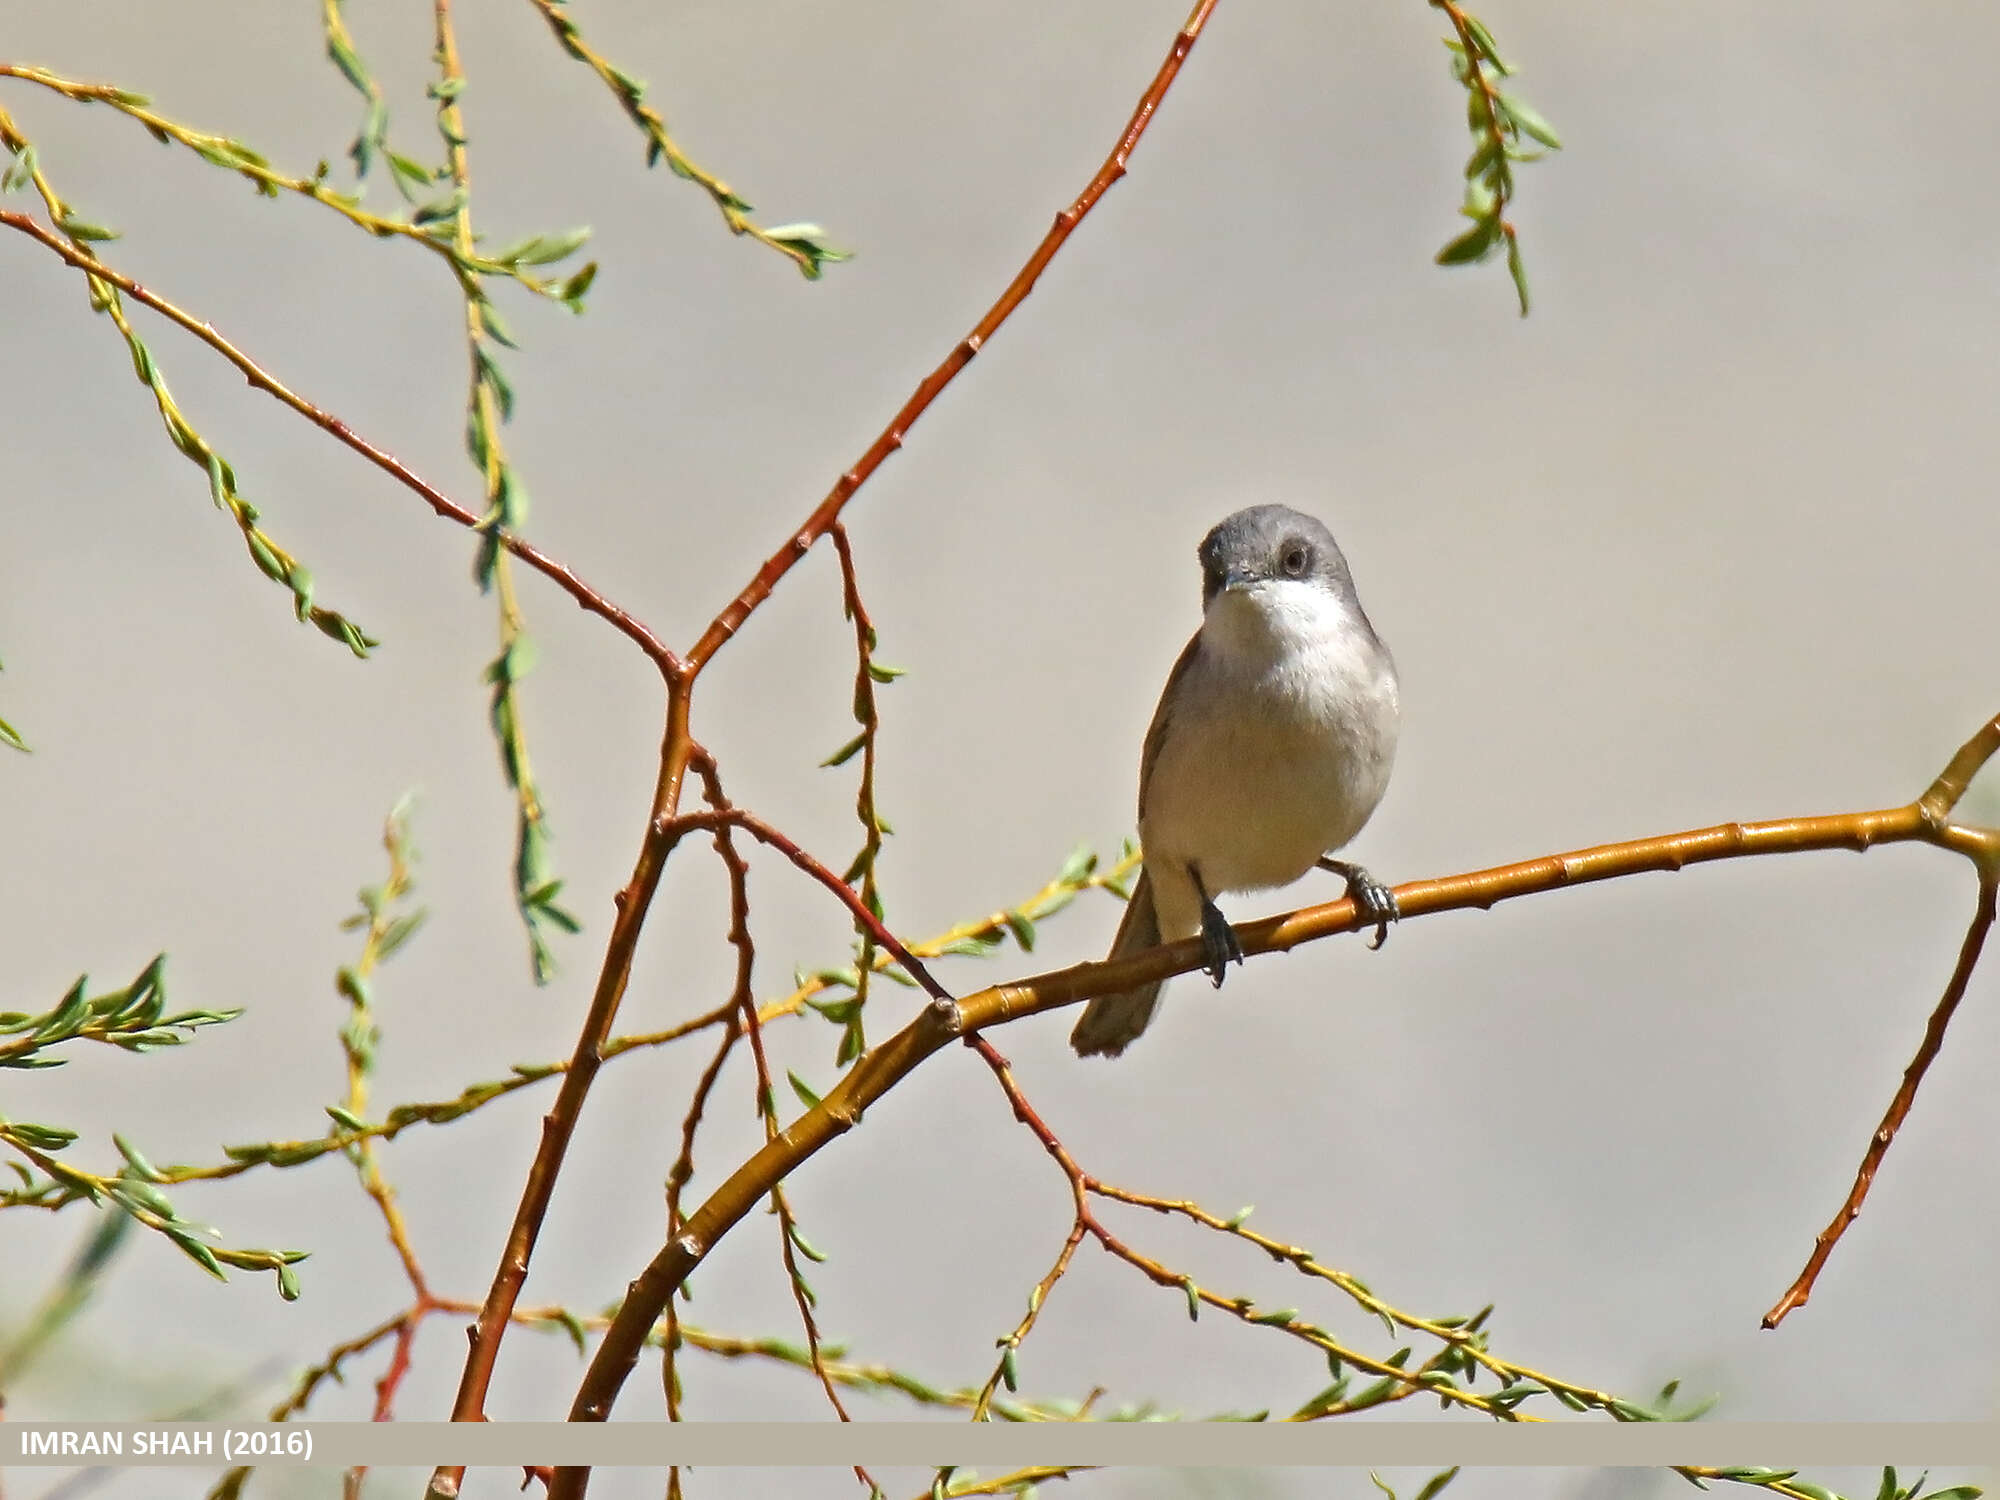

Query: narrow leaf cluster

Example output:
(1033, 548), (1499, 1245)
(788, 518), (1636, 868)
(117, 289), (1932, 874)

(1431, 2), (1560, 314)
(0, 956), (238, 1068)
(523, 0), (849, 278)
(0, 955), (306, 1299)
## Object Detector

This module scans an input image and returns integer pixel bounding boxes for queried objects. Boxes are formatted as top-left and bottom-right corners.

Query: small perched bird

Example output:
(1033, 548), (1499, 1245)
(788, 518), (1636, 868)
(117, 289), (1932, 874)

(1070, 504), (1401, 1058)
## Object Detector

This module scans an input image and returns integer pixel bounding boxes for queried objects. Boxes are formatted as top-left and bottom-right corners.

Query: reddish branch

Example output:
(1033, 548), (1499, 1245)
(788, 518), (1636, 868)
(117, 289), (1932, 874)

(681, 0), (1222, 674)
(371, 1319), (420, 1424)
(433, 696), (698, 1484)
(660, 1018), (739, 1421)
(962, 1036), (1474, 1418)
(1762, 865), (1999, 1326)
(736, 929), (873, 1490)
(670, 807), (950, 1002)
(970, 1036), (1502, 1423)
(962, 1036), (1105, 1420)
(666, 758), (756, 1254)
(1761, 710), (2000, 1324)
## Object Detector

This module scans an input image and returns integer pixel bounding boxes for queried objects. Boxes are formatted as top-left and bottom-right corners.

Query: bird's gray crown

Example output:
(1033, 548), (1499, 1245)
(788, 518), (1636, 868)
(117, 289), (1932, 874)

(1198, 504), (1356, 608)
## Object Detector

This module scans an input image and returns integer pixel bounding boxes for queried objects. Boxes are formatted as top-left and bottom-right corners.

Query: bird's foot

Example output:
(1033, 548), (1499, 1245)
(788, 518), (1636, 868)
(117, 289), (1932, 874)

(1318, 858), (1401, 950)
(1198, 897), (1244, 988)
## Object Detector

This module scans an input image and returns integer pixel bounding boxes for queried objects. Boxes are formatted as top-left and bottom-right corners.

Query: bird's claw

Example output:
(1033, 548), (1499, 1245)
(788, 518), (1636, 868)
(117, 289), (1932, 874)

(1350, 871), (1399, 949)
(1319, 858), (1400, 949)
(1199, 898), (1244, 988)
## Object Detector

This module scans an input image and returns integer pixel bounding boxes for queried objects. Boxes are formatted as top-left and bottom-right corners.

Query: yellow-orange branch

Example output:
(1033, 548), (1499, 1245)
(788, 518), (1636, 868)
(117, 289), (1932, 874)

(550, 712), (1999, 1477)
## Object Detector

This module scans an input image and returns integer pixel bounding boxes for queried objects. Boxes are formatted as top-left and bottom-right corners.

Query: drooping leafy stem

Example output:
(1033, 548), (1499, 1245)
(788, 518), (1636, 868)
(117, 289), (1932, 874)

(519, 0), (848, 278)
(822, 521), (904, 1069)
(430, 0), (582, 981)
(0, 206), (647, 662)
(0, 107), (376, 654)
(321, 0), (396, 186)
(1428, 0), (1562, 313)
(329, 798), (431, 1301)
(325, 801), (436, 1497)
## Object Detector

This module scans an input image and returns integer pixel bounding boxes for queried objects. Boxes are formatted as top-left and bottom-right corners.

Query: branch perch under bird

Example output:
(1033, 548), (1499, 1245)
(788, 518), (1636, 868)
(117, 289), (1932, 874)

(545, 710), (2000, 1496)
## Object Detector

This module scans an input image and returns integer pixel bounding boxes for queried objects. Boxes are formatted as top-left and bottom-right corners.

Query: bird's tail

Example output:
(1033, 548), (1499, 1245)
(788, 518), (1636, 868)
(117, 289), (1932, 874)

(1070, 869), (1166, 1058)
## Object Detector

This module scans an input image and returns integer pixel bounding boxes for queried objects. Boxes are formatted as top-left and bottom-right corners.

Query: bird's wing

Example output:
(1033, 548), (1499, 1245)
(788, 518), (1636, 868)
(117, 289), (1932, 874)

(1137, 630), (1202, 823)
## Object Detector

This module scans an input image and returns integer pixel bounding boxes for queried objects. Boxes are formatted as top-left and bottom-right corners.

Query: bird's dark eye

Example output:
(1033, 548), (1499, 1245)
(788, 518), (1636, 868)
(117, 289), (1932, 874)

(1281, 545), (1310, 577)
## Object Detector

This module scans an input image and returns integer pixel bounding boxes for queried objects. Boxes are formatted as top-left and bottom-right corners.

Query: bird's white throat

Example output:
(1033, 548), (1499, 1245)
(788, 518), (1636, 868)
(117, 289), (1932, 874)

(1201, 578), (1366, 666)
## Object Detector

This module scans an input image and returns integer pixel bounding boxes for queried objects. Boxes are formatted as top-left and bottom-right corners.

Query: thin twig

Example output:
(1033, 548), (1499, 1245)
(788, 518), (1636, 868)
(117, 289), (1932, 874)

(1084, 1180), (1604, 1405)
(966, 1041), (1092, 1423)
(661, 1013), (740, 1421)
(754, 845), (1140, 1029)
(671, 807), (950, 1002)
(712, 784), (875, 1491)
(1762, 863), (2000, 1327)
(661, 757), (757, 1420)
(333, 806), (431, 1496)
(966, 1037), (1534, 1421)
(433, 0), (575, 982)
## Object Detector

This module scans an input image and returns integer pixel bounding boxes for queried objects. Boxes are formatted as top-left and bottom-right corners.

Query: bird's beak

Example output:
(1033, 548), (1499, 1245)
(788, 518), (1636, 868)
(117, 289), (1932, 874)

(1221, 565), (1256, 593)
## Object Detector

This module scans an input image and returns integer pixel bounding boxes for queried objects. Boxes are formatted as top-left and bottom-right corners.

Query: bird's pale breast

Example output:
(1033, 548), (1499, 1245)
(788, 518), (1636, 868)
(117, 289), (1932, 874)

(1140, 583), (1399, 897)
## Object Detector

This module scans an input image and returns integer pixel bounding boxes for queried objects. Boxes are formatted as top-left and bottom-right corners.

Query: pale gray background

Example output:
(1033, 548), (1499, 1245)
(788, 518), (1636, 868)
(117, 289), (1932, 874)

(2, 2), (1996, 1499)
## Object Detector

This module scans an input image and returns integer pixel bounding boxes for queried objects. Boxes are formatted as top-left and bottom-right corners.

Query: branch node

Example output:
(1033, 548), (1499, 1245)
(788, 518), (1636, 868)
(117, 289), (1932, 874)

(824, 1098), (862, 1130)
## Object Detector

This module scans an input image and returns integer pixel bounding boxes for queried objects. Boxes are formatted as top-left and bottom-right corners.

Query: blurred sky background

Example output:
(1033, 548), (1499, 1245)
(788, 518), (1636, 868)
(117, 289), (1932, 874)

(3, 2), (1998, 1498)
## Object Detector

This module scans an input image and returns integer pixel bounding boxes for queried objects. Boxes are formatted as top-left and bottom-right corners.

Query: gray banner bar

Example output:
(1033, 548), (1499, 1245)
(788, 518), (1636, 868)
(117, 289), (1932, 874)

(8, 1422), (1999, 1469)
